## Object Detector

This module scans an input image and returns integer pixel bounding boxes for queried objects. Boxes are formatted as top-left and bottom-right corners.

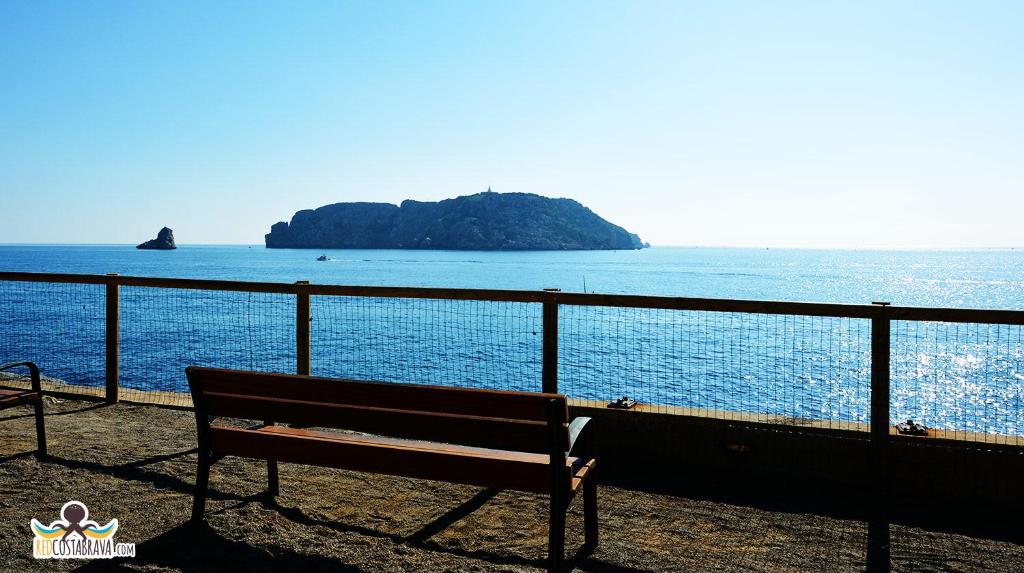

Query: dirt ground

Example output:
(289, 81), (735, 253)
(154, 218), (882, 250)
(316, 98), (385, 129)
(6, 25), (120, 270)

(1, 399), (1022, 573)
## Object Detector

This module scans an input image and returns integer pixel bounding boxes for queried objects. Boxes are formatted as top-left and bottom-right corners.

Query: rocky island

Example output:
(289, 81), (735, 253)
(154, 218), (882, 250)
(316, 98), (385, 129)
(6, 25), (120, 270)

(136, 227), (177, 250)
(265, 191), (645, 250)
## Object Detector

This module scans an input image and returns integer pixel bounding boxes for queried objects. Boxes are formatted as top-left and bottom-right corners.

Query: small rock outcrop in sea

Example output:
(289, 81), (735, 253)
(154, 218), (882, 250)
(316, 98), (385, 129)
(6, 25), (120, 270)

(136, 227), (177, 250)
(265, 191), (646, 251)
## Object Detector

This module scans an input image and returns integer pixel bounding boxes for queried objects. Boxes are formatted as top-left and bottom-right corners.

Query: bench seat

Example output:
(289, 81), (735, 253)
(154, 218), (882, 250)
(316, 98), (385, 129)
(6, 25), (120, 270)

(211, 424), (596, 495)
(0, 388), (42, 407)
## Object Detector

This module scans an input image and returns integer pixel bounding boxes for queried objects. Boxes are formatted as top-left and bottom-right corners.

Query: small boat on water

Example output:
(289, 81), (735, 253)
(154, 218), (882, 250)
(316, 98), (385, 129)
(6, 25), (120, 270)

(316, 254), (329, 261)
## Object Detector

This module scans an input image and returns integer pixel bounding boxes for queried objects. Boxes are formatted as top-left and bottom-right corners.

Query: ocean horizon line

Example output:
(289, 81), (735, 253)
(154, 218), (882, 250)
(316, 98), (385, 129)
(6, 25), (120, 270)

(1, 243), (1023, 253)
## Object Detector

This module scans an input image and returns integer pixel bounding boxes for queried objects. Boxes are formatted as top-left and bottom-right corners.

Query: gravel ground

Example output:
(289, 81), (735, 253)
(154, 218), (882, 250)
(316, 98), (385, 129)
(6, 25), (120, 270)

(1, 399), (1022, 572)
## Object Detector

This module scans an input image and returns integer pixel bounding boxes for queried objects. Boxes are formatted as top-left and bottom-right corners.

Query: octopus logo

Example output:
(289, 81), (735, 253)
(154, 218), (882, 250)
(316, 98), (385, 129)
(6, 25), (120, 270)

(30, 501), (135, 559)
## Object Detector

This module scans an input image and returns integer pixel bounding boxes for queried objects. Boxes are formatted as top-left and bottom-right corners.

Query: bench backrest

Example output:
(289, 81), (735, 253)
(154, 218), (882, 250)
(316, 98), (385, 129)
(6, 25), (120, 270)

(186, 366), (569, 454)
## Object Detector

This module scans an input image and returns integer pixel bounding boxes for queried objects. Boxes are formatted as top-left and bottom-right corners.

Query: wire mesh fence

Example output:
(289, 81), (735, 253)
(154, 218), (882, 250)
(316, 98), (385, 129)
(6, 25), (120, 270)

(310, 296), (542, 391)
(1, 276), (1023, 443)
(0, 280), (105, 399)
(117, 287), (295, 406)
(559, 305), (873, 429)
(892, 320), (1024, 442)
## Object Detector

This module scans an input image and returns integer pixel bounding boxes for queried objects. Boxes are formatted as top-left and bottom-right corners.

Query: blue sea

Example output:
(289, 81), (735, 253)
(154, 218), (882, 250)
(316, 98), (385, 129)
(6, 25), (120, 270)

(1, 245), (1023, 435)
(3, 245), (1024, 306)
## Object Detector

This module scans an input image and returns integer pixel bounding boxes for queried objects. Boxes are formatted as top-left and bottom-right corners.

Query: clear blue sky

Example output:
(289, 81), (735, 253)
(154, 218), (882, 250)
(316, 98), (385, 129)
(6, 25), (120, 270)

(1, 1), (1022, 248)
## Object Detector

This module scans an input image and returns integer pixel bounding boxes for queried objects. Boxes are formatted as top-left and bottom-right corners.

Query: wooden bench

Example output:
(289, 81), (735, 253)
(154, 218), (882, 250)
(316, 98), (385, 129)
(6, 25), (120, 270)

(185, 366), (598, 572)
(0, 361), (47, 457)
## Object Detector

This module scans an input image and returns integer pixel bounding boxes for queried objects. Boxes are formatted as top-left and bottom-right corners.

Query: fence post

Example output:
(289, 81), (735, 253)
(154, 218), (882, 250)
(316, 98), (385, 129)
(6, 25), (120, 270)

(295, 281), (311, 376)
(870, 304), (891, 470)
(542, 290), (559, 394)
(868, 302), (891, 572)
(104, 273), (120, 404)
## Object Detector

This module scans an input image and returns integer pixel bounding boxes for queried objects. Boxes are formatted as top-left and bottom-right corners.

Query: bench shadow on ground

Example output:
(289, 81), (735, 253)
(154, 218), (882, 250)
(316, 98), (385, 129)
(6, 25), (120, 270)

(257, 490), (634, 573)
(47, 450), (645, 572)
(42, 449), (213, 501)
(64, 492), (644, 573)
(0, 400), (106, 423)
(71, 521), (363, 573)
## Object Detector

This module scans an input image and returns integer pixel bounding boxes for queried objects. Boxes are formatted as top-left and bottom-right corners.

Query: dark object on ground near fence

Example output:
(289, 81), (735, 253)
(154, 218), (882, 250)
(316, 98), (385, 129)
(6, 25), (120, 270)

(895, 419), (929, 436)
(185, 366), (599, 573)
(136, 227), (177, 250)
(0, 361), (47, 457)
(607, 396), (637, 409)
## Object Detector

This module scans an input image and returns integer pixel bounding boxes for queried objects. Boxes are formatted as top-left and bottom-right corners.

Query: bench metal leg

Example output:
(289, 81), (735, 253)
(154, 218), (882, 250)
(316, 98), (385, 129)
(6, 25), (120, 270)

(583, 476), (598, 549)
(548, 495), (566, 573)
(267, 460), (279, 496)
(263, 420), (279, 496)
(191, 449), (211, 523)
(33, 399), (47, 458)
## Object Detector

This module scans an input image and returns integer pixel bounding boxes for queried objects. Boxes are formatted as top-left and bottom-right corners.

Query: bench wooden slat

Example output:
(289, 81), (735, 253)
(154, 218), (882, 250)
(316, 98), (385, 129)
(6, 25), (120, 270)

(209, 426), (579, 494)
(188, 366), (566, 422)
(570, 459), (597, 493)
(259, 425), (541, 459)
(0, 388), (40, 407)
(258, 426), (592, 493)
(203, 391), (569, 453)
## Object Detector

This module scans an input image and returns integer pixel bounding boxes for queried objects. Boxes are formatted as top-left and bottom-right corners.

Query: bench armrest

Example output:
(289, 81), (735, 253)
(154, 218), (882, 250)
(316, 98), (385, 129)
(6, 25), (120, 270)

(0, 361), (42, 393)
(567, 416), (595, 459)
